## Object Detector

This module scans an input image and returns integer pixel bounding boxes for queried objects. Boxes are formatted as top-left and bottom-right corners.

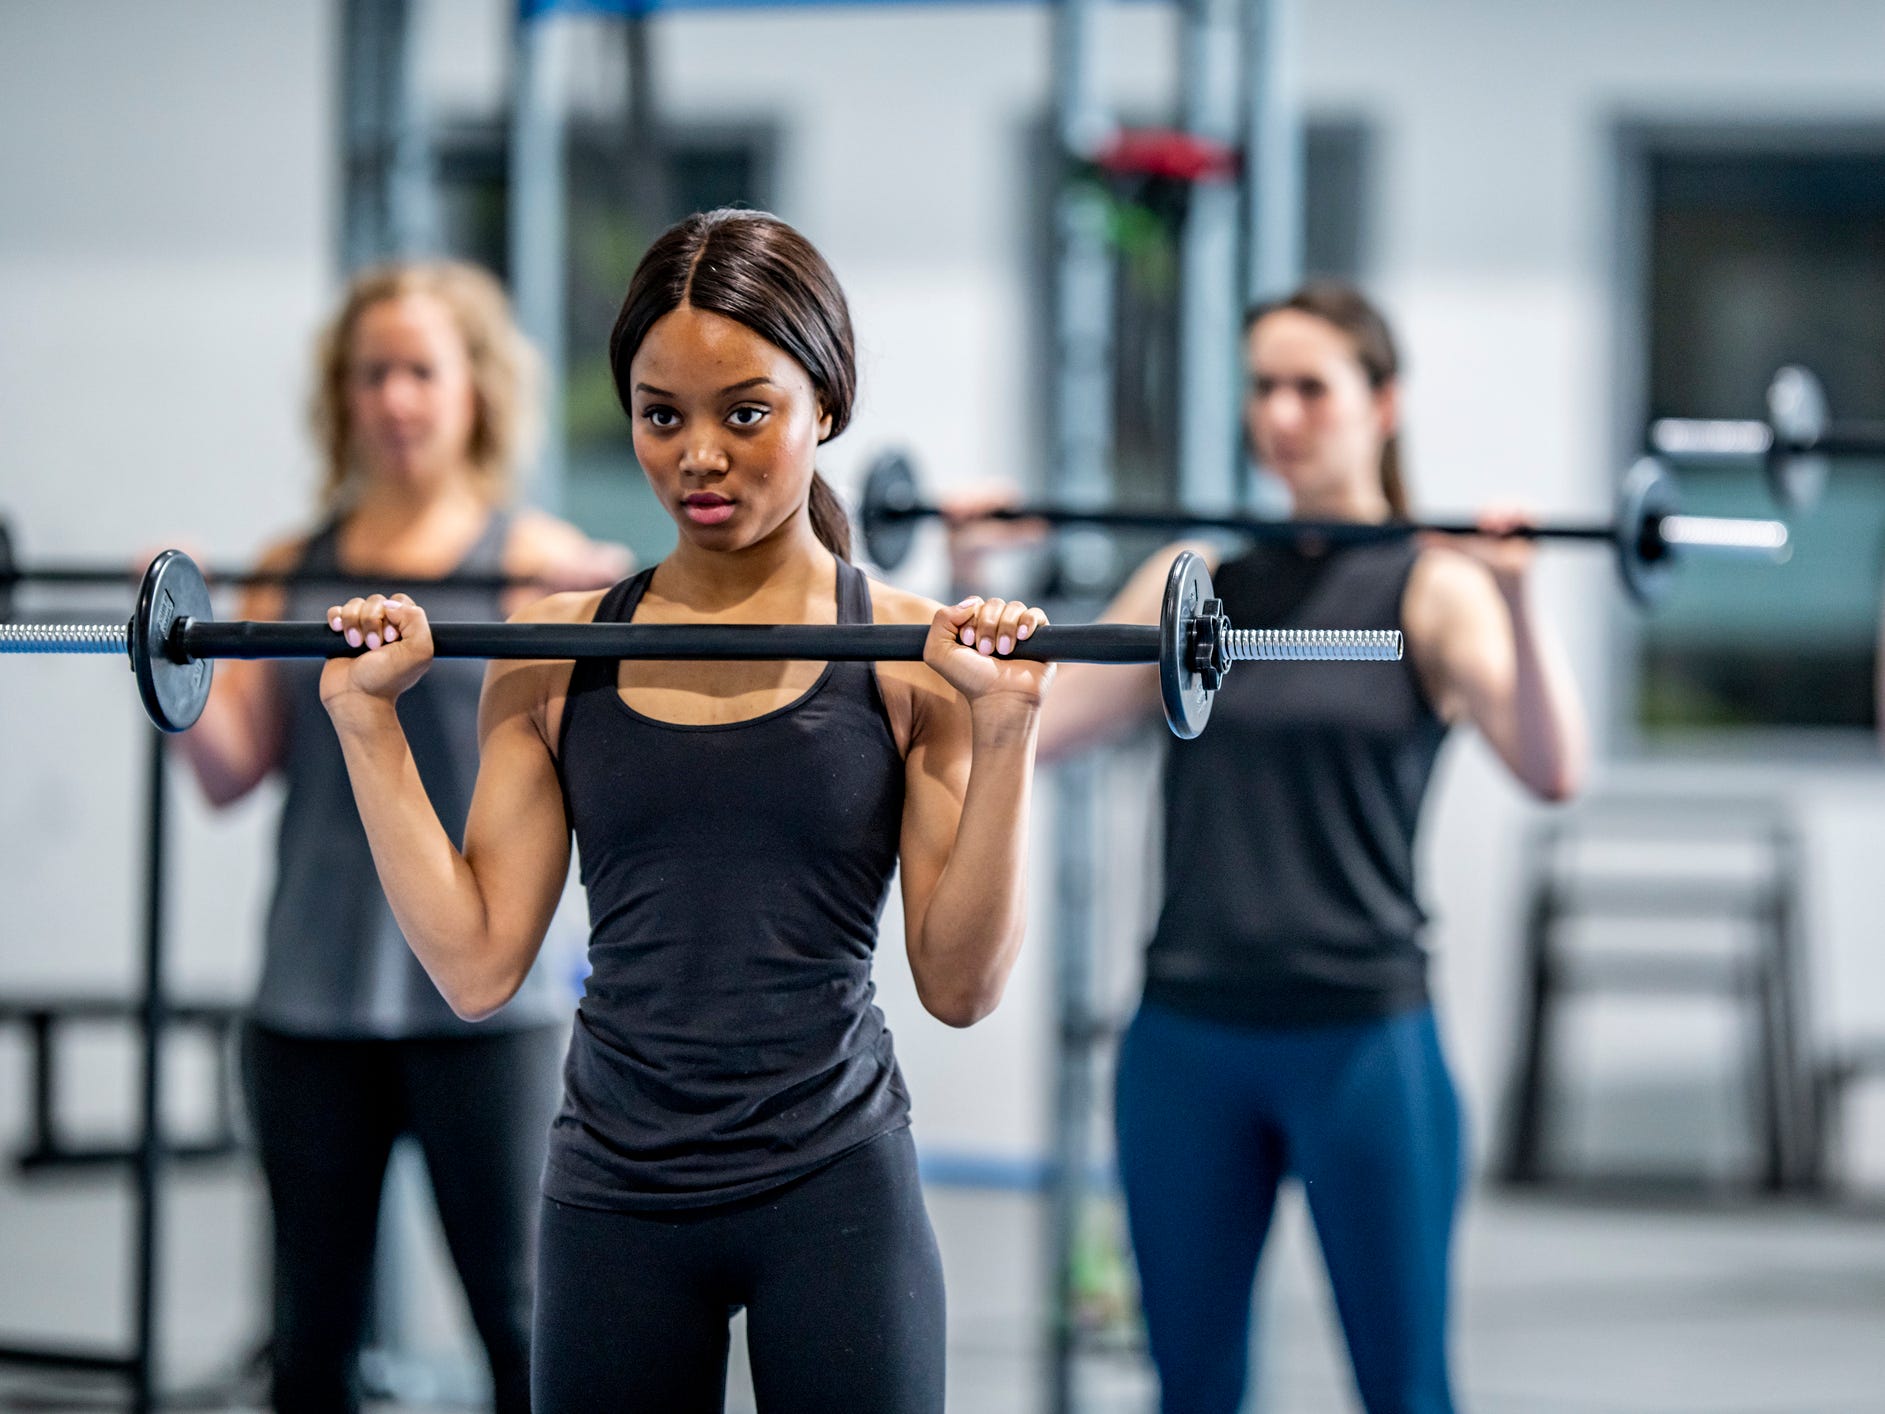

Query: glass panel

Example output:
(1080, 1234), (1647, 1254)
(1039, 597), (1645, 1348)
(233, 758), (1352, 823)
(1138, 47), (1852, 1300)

(1640, 148), (1885, 733)
(562, 128), (774, 565)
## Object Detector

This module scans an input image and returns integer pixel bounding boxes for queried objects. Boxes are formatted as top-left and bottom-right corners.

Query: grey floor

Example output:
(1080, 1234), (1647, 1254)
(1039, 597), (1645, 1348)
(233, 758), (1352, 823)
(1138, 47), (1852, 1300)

(2, 1172), (1884, 1412)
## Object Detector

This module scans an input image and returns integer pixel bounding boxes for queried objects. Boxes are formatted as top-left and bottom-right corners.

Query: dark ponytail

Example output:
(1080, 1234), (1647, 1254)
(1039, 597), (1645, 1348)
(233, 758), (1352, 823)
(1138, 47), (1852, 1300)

(807, 472), (853, 562)
(1246, 282), (1409, 518)
(609, 209), (858, 560)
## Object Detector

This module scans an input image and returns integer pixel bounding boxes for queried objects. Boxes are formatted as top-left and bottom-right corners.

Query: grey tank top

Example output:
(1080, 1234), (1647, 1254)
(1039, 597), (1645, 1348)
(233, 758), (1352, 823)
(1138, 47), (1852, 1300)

(251, 511), (565, 1038)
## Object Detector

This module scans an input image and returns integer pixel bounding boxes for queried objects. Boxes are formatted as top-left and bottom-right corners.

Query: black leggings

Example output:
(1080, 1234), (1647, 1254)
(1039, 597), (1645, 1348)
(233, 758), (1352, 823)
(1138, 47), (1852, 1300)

(242, 1022), (566, 1414)
(533, 1127), (945, 1414)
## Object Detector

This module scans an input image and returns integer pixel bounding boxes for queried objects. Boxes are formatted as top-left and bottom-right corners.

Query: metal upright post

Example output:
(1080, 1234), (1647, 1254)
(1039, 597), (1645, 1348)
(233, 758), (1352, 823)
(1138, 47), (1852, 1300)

(1047, 0), (1116, 1409)
(130, 730), (170, 1414)
(1241, 0), (1303, 300)
(1051, 0), (1119, 568)
(1176, 0), (1245, 512)
(341, 0), (437, 269)
(1047, 755), (1097, 1414)
(511, 1), (570, 512)
(623, 7), (673, 229)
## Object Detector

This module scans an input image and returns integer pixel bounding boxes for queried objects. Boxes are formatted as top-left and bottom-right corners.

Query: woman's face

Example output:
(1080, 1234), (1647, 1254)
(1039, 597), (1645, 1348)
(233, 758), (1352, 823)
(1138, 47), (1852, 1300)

(1243, 308), (1396, 507)
(627, 304), (832, 553)
(344, 292), (480, 492)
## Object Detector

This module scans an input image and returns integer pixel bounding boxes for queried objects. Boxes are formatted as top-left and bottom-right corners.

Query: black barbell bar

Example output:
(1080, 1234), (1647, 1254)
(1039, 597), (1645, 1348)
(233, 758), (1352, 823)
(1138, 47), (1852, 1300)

(0, 517), (535, 601)
(0, 550), (1403, 741)
(859, 454), (1790, 608)
(1648, 364), (1885, 512)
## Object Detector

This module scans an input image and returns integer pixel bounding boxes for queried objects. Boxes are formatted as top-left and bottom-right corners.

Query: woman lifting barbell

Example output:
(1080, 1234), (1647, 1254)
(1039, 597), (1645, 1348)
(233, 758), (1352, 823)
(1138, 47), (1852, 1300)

(318, 209), (1053, 1414)
(948, 281), (1589, 1414)
(167, 260), (629, 1414)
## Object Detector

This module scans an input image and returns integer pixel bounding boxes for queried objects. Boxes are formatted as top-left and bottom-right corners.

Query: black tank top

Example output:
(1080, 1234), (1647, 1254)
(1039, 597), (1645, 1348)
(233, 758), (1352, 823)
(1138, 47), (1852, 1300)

(1144, 539), (1449, 1027)
(546, 559), (912, 1211)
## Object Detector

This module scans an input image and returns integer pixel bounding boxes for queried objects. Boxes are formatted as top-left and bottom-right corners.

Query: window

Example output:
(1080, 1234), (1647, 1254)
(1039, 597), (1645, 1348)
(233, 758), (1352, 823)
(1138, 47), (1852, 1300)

(1025, 114), (1375, 582)
(1634, 143), (1885, 733)
(561, 125), (777, 565)
(427, 121), (777, 566)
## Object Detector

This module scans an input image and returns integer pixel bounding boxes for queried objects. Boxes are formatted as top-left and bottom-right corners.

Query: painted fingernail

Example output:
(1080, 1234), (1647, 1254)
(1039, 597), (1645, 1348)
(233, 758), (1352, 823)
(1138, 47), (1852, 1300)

(1018, 623), (1032, 639)
(384, 626), (398, 642)
(998, 635), (1013, 655)
(960, 628), (976, 645)
(329, 615), (342, 631)
(366, 632), (381, 650)
(979, 637), (993, 654)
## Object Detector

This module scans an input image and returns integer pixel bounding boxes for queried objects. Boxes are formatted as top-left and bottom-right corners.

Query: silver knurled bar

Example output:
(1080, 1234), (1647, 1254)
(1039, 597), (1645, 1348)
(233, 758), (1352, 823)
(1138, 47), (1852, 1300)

(0, 623), (128, 653)
(1228, 628), (1403, 661)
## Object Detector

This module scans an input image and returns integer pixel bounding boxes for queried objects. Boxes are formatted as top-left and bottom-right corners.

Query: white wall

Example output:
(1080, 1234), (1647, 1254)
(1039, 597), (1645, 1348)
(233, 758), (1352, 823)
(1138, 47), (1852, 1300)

(8, 6), (1885, 1322)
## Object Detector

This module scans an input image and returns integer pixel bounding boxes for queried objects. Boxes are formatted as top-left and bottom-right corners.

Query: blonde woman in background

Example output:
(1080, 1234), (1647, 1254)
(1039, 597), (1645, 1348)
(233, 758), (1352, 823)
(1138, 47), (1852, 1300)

(172, 261), (630, 1414)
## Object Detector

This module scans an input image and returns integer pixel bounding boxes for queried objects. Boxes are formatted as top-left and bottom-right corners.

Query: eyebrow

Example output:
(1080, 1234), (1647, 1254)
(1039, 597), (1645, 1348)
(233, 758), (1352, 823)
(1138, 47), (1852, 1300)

(634, 377), (779, 398)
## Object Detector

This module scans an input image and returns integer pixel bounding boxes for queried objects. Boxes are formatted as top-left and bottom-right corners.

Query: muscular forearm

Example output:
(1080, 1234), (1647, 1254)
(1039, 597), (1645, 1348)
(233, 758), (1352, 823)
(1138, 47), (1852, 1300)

(326, 698), (513, 1017)
(910, 703), (1040, 1026)
(1498, 579), (1587, 802)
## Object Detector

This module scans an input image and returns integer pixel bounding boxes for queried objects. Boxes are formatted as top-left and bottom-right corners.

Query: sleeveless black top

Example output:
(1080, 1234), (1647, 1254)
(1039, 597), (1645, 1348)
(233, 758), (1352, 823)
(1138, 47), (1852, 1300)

(1144, 539), (1449, 1027)
(255, 511), (563, 1038)
(546, 559), (912, 1211)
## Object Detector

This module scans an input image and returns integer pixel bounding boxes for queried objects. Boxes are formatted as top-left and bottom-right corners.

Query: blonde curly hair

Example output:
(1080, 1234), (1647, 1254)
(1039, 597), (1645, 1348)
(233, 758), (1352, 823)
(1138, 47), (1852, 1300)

(310, 261), (541, 509)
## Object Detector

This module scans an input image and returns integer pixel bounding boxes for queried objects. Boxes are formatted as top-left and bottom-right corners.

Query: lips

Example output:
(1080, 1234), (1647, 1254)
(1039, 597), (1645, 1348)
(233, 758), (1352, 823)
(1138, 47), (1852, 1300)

(682, 492), (736, 526)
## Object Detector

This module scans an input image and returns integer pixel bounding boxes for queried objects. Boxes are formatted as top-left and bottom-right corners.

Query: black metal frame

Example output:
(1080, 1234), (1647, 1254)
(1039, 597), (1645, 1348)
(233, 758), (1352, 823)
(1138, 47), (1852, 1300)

(0, 732), (173, 1411)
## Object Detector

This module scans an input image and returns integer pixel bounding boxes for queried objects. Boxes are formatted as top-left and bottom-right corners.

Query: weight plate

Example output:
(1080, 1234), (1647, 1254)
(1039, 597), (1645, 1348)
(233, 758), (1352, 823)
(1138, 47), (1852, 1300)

(860, 451), (921, 572)
(1766, 364), (1830, 512)
(1615, 457), (1680, 608)
(131, 550), (213, 732)
(1158, 550), (1215, 739)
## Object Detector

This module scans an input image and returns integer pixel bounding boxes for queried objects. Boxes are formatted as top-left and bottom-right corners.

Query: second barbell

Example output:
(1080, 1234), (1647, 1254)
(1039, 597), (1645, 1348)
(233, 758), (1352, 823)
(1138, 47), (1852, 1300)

(860, 456), (1790, 608)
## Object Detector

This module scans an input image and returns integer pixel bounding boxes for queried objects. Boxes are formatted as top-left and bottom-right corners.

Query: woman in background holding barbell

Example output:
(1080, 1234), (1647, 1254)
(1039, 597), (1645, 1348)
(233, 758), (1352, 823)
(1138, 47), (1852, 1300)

(169, 261), (628, 1414)
(317, 209), (1055, 1412)
(957, 283), (1587, 1413)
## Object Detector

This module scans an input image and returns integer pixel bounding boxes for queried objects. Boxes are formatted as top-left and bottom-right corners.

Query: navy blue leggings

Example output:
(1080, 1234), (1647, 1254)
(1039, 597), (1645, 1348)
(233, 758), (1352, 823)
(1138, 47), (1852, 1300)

(1115, 1001), (1463, 1414)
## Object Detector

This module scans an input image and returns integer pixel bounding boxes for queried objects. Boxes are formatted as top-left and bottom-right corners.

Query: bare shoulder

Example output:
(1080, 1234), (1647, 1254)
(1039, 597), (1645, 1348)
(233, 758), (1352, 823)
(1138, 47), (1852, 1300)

(1112, 538), (1222, 623)
(506, 508), (585, 558)
(508, 586), (610, 626)
(482, 588), (606, 745)
(865, 574), (945, 627)
(252, 532), (309, 574)
(238, 530), (312, 620)
(864, 576), (948, 695)
(1406, 544), (1498, 625)
(505, 509), (634, 587)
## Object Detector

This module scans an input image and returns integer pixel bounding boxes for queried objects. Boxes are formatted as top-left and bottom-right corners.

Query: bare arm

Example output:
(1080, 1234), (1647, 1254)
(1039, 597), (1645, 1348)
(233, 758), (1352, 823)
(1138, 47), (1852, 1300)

(1032, 541), (1219, 761)
(170, 537), (299, 806)
(888, 594), (1052, 1027)
(505, 509), (635, 596)
(321, 592), (590, 1019)
(1404, 534), (1587, 802)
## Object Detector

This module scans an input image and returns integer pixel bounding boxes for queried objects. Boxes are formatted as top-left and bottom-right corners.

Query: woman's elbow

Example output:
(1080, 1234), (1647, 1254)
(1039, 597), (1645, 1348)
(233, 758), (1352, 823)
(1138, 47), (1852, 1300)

(1527, 755), (1586, 804)
(915, 974), (1006, 1029)
(439, 964), (525, 1023)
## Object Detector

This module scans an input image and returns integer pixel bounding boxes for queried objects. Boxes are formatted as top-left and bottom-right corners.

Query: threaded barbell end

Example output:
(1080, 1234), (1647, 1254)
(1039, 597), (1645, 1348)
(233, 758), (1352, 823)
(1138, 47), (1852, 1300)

(1227, 628), (1402, 662)
(0, 623), (129, 654)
